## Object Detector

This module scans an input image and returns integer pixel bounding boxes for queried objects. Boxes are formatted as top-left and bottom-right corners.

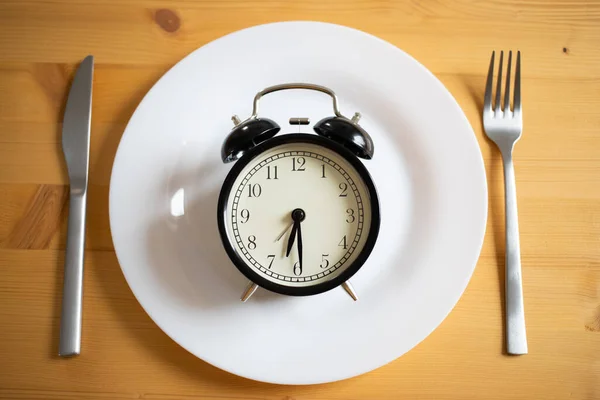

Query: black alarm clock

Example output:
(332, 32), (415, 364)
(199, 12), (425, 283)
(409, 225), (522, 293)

(217, 83), (380, 301)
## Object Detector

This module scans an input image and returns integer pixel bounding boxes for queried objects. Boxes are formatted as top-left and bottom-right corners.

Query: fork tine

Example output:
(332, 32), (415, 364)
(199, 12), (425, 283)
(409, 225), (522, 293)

(503, 51), (512, 112)
(494, 51), (503, 113)
(484, 51), (495, 113)
(514, 51), (522, 115)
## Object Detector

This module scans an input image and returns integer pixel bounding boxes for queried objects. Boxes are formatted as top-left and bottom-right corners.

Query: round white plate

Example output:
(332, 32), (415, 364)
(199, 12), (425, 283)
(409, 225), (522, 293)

(109, 21), (487, 385)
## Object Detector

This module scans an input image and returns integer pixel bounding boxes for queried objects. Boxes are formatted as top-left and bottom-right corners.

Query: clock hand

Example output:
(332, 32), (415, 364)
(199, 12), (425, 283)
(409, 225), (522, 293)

(276, 221), (294, 242)
(285, 209), (306, 258)
(296, 218), (303, 270)
(286, 220), (298, 258)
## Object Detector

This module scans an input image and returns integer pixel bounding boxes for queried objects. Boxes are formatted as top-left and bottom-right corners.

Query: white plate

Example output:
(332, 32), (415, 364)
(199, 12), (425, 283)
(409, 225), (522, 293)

(109, 21), (487, 385)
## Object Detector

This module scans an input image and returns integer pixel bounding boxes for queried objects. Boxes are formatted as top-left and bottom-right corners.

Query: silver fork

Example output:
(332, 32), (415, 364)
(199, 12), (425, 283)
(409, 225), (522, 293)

(483, 51), (527, 355)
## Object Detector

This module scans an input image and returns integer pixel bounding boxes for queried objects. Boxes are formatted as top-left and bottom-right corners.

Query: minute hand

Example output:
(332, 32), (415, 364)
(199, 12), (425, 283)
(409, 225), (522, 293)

(296, 220), (303, 269)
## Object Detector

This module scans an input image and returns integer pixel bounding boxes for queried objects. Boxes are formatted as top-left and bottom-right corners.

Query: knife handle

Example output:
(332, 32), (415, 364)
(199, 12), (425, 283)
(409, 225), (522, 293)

(59, 190), (87, 357)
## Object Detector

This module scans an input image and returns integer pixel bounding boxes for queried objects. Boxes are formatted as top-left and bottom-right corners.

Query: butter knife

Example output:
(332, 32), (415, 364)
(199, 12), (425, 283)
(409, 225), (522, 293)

(59, 55), (94, 357)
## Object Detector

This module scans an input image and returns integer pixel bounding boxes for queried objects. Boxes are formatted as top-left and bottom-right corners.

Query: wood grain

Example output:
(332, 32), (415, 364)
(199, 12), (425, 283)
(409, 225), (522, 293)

(0, 0), (599, 399)
(3, 184), (67, 249)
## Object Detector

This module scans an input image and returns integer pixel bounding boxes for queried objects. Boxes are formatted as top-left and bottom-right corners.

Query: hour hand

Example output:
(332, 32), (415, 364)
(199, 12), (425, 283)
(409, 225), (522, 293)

(285, 221), (298, 257)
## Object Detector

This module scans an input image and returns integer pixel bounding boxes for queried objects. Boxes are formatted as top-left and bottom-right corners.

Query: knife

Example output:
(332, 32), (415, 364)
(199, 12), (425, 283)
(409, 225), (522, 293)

(59, 55), (94, 357)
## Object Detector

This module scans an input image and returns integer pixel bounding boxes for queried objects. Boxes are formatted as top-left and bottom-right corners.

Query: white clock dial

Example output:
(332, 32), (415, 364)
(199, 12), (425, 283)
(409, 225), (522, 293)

(223, 140), (374, 288)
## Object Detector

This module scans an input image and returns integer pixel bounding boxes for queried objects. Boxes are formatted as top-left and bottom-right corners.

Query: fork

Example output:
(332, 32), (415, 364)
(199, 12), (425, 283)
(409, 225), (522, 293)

(483, 50), (527, 355)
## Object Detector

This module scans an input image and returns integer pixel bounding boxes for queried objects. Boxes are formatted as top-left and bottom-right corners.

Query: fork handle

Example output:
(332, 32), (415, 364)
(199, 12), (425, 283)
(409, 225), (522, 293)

(502, 151), (528, 355)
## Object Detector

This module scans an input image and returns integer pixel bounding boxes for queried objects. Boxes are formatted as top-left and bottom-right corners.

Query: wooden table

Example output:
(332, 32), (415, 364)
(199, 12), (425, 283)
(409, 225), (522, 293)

(1, 0), (599, 398)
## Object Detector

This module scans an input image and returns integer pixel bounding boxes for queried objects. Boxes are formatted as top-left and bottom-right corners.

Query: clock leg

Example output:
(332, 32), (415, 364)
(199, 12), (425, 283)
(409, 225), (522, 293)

(341, 281), (358, 301)
(240, 281), (259, 302)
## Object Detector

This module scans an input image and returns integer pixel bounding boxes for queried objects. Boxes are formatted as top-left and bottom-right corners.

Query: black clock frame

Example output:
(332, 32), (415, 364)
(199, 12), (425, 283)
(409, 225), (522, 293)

(217, 133), (380, 296)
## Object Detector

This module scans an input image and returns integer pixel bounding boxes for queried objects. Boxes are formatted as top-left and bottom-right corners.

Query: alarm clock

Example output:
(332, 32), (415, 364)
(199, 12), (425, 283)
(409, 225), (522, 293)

(217, 83), (380, 301)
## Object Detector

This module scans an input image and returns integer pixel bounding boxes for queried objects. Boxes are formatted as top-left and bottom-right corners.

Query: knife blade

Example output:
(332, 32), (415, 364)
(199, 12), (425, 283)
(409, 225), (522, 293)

(59, 55), (93, 357)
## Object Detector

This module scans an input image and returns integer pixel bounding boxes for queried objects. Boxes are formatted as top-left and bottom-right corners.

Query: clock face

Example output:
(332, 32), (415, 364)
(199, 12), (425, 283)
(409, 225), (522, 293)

(218, 134), (380, 296)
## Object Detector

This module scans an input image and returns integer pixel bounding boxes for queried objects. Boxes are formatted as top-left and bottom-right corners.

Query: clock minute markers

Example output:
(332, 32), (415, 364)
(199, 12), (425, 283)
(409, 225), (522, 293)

(225, 144), (375, 299)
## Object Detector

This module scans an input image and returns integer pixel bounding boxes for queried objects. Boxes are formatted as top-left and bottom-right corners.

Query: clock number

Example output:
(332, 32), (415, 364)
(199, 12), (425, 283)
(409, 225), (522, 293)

(247, 183), (262, 197)
(292, 157), (306, 171)
(339, 182), (348, 197)
(267, 254), (275, 269)
(320, 254), (330, 269)
(346, 208), (355, 223)
(247, 235), (257, 250)
(321, 164), (326, 178)
(267, 165), (278, 180)
(240, 209), (250, 224)
(293, 261), (302, 276)
(338, 235), (348, 250)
